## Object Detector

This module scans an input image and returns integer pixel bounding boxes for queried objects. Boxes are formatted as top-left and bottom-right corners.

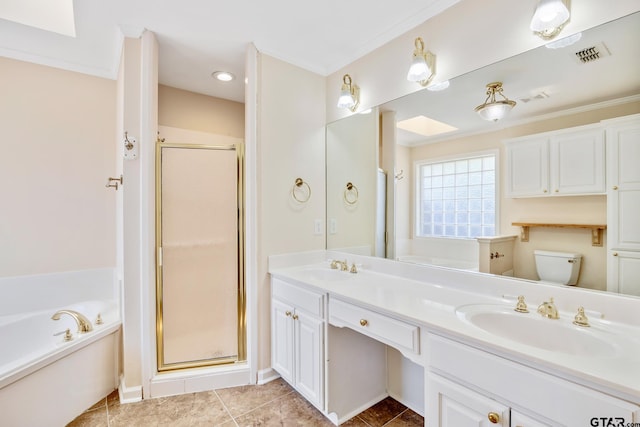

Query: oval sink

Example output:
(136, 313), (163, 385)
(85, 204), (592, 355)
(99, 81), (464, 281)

(456, 304), (619, 357)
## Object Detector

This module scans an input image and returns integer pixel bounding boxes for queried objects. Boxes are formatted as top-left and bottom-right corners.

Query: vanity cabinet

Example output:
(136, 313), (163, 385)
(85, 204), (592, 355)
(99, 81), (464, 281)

(429, 373), (510, 426)
(427, 333), (640, 427)
(271, 278), (324, 409)
(504, 125), (605, 198)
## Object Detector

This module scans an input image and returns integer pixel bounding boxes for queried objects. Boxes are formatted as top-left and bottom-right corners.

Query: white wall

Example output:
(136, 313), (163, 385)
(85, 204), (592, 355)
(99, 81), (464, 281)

(326, 0), (640, 123)
(0, 57), (116, 277)
(256, 54), (326, 371)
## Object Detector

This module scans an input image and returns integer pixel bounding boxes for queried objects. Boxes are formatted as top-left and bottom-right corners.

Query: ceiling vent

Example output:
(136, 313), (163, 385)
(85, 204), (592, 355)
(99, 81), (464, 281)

(574, 42), (611, 64)
(519, 92), (551, 104)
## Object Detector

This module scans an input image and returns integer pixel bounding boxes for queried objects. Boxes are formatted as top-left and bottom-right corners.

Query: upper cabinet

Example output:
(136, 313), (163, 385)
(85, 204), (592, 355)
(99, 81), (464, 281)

(504, 125), (605, 198)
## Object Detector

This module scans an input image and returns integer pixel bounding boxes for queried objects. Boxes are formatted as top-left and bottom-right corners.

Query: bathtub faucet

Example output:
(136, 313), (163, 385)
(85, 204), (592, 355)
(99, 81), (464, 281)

(51, 310), (94, 333)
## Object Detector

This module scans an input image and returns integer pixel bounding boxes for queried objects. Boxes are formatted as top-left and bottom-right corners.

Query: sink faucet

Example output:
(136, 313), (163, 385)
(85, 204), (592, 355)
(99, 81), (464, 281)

(51, 309), (94, 333)
(537, 298), (559, 319)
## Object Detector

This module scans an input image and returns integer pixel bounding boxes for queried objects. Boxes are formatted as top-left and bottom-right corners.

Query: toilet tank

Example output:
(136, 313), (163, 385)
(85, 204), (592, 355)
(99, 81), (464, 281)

(534, 250), (582, 285)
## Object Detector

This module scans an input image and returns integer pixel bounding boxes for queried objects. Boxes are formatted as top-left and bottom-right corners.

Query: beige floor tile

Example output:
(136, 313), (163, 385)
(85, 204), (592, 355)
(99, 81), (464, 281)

(108, 391), (232, 426)
(234, 391), (333, 427)
(215, 377), (294, 418)
(66, 406), (109, 427)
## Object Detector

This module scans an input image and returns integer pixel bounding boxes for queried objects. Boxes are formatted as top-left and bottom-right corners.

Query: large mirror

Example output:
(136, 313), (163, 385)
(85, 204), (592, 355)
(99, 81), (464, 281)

(326, 12), (640, 294)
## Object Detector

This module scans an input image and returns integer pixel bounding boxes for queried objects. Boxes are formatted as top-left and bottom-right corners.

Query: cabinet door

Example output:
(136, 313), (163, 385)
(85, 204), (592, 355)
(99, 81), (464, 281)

(294, 310), (324, 409)
(608, 250), (640, 296)
(272, 299), (294, 384)
(607, 119), (640, 251)
(550, 128), (605, 195)
(505, 138), (549, 197)
(428, 374), (509, 427)
(511, 411), (552, 427)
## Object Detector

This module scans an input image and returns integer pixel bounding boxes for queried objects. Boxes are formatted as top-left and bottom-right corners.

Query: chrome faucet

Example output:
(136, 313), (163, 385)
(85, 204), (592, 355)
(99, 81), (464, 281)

(536, 298), (559, 319)
(51, 309), (94, 333)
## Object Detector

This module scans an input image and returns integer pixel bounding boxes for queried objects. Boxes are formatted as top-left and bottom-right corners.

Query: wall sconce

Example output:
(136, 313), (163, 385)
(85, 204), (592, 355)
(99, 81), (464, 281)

(337, 74), (360, 112)
(474, 82), (516, 122)
(530, 0), (570, 39)
(407, 37), (436, 87)
(407, 37), (436, 86)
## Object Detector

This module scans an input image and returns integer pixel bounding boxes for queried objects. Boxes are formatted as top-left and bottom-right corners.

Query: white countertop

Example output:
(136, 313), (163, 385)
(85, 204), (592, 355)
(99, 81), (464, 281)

(268, 250), (640, 404)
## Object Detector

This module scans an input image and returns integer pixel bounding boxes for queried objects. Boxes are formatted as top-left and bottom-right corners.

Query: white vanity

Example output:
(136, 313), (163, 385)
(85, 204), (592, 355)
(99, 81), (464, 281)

(269, 251), (640, 426)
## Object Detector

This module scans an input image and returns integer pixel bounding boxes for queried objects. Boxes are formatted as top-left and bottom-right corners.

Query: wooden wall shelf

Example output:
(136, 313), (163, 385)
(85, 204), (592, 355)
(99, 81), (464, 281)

(512, 222), (607, 247)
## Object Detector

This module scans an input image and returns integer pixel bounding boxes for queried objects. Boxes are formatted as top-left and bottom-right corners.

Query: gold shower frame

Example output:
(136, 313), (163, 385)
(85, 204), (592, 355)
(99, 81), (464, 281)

(155, 141), (246, 372)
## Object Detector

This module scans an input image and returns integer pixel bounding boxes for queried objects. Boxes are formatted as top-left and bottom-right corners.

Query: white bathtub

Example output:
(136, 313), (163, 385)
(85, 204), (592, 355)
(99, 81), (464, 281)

(0, 270), (121, 427)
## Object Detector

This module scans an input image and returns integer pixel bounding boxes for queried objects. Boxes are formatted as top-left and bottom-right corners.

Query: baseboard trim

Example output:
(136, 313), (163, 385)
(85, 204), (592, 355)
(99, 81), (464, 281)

(118, 374), (143, 404)
(256, 367), (280, 385)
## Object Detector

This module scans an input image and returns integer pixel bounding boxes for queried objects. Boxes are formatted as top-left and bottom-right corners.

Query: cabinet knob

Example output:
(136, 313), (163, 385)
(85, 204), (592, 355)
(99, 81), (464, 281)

(613, 252), (618, 257)
(285, 311), (292, 317)
(359, 319), (368, 327)
(543, 189), (548, 193)
(613, 185), (618, 190)
(554, 189), (559, 193)
(487, 412), (500, 424)
(292, 314), (299, 320)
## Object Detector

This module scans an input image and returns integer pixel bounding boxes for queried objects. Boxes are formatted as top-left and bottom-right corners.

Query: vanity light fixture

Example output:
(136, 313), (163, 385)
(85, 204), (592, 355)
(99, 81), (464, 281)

(337, 74), (360, 112)
(406, 37), (436, 87)
(530, 0), (570, 40)
(474, 82), (516, 122)
(211, 71), (235, 82)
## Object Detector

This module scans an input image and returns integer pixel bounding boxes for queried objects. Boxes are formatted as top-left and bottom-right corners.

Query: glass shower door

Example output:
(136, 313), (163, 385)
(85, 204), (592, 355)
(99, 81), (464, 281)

(156, 143), (245, 371)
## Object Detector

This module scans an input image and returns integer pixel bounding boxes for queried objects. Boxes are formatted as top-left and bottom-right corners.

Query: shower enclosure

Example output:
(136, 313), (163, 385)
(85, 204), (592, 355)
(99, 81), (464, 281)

(155, 141), (245, 371)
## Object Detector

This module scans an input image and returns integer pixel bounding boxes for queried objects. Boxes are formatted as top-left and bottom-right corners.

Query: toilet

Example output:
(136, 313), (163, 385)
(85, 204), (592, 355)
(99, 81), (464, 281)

(533, 250), (582, 286)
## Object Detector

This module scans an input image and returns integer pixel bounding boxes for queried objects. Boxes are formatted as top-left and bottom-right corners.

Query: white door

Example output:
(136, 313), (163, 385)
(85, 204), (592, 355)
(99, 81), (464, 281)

(428, 374), (509, 427)
(505, 138), (549, 197)
(511, 410), (552, 427)
(608, 250), (640, 296)
(550, 128), (605, 195)
(294, 310), (324, 409)
(607, 120), (640, 251)
(271, 299), (294, 384)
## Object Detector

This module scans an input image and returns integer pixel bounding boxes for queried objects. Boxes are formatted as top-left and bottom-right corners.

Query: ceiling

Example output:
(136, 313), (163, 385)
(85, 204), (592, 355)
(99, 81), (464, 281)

(383, 11), (640, 146)
(0, 0), (460, 103)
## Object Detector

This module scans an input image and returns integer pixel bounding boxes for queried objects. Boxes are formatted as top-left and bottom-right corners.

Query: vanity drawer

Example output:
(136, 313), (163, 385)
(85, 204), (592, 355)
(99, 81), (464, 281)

(272, 278), (324, 318)
(329, 298), (419, 355)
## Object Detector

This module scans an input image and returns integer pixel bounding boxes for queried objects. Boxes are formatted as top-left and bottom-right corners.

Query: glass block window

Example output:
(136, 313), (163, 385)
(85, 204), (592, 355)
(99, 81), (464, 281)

(417, 153), (496, 238)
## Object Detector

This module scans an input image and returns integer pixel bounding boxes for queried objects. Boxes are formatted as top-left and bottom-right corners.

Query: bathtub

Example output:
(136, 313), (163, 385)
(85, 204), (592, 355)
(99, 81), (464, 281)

(0, 269), (121, 427)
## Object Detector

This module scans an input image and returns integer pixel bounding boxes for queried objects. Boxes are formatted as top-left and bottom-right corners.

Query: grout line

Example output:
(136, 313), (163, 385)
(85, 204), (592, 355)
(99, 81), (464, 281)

(227, 389), (296, 421)
(356, 415), (374, 426)
(382, 408), (407, 426)
(213, 389), (239, 426)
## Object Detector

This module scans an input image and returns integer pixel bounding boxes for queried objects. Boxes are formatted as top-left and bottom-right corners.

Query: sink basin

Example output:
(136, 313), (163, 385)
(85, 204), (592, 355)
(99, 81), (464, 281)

(456, 304), (619, 357)
(297, 267), (353, 282)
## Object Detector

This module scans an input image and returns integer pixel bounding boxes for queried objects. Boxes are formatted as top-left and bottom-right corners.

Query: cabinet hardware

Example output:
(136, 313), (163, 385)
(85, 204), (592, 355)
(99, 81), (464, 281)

(292, 314), (299, 320)
(613, 252), (618, 256)
(359, 319), (368, 327)
(487, 412), (500, 423)
(613, 185), (618, 190)
(555, 189), (559, 192)
(285, 311), (292, 317)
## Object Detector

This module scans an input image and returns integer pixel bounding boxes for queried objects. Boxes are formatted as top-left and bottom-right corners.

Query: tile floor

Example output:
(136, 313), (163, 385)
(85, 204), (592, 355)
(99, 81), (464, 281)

(67, 378), (424, 426)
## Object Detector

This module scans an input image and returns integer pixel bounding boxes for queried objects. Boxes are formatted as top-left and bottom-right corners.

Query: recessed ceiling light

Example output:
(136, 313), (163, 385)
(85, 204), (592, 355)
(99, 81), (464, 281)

(211, 71), (235, 82)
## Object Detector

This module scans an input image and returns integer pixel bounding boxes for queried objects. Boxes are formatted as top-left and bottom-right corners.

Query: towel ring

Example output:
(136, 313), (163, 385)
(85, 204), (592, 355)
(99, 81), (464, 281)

(344, 182), (359, 205)
(292, 178), (311, 203)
